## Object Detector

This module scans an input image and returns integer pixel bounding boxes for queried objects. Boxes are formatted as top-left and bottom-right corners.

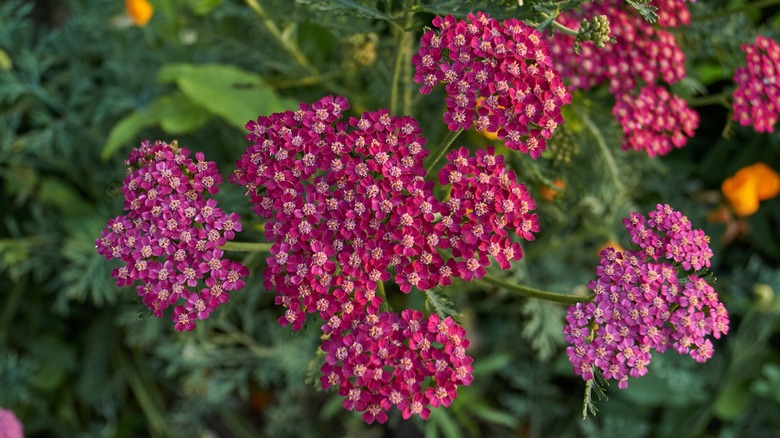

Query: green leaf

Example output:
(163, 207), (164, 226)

(713, 379), (751, 421)
(102, 111), (155, 161)
(0, 48), (11, 70)
(158, 63), (294, 129)
(625, 0), (658, 23)
(101, 92), (211, 160)
(424, 288), (460, 320)
(467, 403), (519, 429)
(153, 92), (211, 133)
(37, 177), (93, 217)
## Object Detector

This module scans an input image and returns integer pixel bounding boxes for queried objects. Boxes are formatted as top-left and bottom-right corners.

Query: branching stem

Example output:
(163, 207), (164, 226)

(424, 128), (463, 173)
(481, 274), (592, 305)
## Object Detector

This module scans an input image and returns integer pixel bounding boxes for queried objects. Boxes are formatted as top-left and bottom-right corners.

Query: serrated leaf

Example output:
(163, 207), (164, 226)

(626, 0), (658, 23)
(158, 63), (294, 129)
(424, 288), (460, 320)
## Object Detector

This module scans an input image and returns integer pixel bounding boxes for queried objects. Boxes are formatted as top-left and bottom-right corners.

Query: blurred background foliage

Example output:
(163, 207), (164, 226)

(1, 0), (779, 436)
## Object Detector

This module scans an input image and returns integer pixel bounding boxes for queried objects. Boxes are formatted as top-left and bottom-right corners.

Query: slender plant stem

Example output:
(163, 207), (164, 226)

(481, 274), (592, 305)
(115, 350), (171, 437)
(694, 0), (780, 22)
(244, 0), (358, 109)
(552, 19), (579, 37)
(390, 12), (415, 115)
(687, 91), (732, 108)
(424, 128), (463, 173)
(221, 241), (272, 252)
(244, 0), (310, 69)
(219, 321), (275, 358)
(376, 280), (390, 312)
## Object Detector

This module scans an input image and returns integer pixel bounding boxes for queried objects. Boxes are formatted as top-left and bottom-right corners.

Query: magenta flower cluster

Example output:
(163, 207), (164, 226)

(564, 204), (729, 389)
(413, 12), (571, 158)
(613, 85), (700, 157)
(732, 35), (780, 133)
(321, 310), (473, 424)
(548, 0), (699, 156)
(0, 407), (24, 438)
(230, 95), (538, 421)
(96, 140), (248, 332)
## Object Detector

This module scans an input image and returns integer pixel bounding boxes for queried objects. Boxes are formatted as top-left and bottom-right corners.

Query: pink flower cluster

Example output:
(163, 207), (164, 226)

(413, 12), (571, 158)
(613, 85), (700, 157)
(732, 36), (780, 133)
(565, 204), (728, 389)
(321, 310), (473, 423)
(231, 95), (539, 421)
(96, 140), (248, 332)
(231, 96), (537, 332)
(0, 407), (23, 438)
(549, 0), (699, 156)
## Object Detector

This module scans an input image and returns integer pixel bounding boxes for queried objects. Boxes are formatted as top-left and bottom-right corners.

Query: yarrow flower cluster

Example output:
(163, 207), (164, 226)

(0, 407), (24, 438)
(565, 204), (728, 389)
(732, 35), (780, 133)
(413, 12), (571, 158)
(231, 96), (538, 421)
(321, 310), (473, 423)
(96, 140), (248, 332)
(549, 0), (700, 156)
(613, 85), (700, 157)
(231, 96), (537, 332)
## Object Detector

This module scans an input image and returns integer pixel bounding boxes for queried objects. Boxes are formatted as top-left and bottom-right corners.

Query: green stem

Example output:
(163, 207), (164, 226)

(115, 350), (171, 437)
(390, 12), (415, 115)
(376, 280), (390, 312)
(424, 128), (464, 173)
(481, 274), (592, 305)
(244, 0), (358, 108)
(694, 0), (780, 22)
(551, 19), (579, 37)
(221, 241), (272, 252)
(244, 0), (310, 68)
(218, 321), (275, 358)
(687, 91), (732, 108)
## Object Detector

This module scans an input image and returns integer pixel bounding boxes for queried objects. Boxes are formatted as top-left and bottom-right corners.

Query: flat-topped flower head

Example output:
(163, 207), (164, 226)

(564, 204), (728, 389)
(96, 140), (247, 331)
(732, 36), (780, 133)
(613, 85), (700, 157)
(547, 1), (700, 154)
(320, 310), (473, 424)
(413, 12), (571, 158)
(549, 0), (688, 96)
(232, 96), (537, 334)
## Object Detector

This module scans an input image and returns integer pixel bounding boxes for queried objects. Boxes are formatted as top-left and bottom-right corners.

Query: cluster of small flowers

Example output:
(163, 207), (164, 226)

(655, 0), (694, 28)
(613, 85), (700, 157)
(231, 96), (534, 421)
(549, 0), (699, 156)
(413, 12), (571, 158)
(564, 204), (728, 389)
(96, 140), (248, 332)
(231, 96), (537, 334)
(732, 35), (780, 133)
(321, 310), (473, 423)
(439, 146), (537, 280)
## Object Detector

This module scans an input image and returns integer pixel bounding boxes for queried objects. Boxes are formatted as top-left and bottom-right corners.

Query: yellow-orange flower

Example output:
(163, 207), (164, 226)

(126, 0), (153, 26)
(597, 240), (625, 255)
(722, 163), (780, 216)
(539, 178), (566, 201)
